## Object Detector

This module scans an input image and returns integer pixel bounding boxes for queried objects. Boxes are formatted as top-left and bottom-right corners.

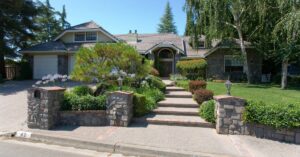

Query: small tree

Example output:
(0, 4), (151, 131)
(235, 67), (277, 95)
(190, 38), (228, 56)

(71, 43), (151, 82)
(157, 1), (178, 34)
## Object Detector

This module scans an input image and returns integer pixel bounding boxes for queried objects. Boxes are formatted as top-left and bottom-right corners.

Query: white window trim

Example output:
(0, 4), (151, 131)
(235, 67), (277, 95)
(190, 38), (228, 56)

(224, 55), (244, 73)
(73, 32), (98, 42)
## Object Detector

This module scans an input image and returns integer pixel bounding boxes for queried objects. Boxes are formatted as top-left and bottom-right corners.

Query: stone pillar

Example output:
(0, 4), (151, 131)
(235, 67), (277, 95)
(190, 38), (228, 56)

(214, 95), (248, 135)
(27, 86), (65, 130)
(106, 91), (133, 127)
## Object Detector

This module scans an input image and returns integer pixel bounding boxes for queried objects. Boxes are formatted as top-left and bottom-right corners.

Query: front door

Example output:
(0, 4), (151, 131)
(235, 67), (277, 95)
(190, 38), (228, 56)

(159, 60), (173, 77)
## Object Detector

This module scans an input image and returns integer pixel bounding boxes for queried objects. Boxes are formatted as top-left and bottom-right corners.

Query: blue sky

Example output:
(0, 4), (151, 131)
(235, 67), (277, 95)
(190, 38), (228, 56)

(49, 0), (186, 35)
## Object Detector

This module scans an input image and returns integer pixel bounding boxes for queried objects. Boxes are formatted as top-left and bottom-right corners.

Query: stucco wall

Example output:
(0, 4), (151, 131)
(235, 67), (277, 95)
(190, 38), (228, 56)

(60, 31), (115, 43)
(206, 48), (262, 82)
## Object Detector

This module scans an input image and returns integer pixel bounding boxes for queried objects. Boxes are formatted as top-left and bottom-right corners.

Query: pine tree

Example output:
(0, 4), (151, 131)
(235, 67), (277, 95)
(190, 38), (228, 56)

(0, 0), (39, 78)
(157, 1), (178, 34)
(59, 5), (71, 29)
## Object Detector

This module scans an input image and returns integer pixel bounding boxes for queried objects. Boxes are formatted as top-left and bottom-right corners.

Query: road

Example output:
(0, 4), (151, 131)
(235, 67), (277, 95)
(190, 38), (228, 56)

(0, 138), (128, 157)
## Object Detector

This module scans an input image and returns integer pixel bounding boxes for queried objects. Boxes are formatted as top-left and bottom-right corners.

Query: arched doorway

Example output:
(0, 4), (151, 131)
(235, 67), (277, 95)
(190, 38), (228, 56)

(156, 48), (174, 77)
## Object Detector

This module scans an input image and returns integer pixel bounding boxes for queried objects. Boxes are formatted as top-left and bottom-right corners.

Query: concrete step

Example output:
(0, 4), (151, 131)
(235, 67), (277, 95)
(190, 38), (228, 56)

(158, 98), (198, 108)
(162, 79), (175, 87)
(153, 107), (199, 116)
(165, 91), (193, 98)
(134, 114), (214, 128)
(166, 86), (186, 91)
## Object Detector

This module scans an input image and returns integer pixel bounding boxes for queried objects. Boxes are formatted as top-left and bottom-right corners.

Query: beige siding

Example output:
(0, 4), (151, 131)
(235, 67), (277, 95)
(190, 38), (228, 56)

(59, 31), (115, 43)
(60, 32), (74, 43)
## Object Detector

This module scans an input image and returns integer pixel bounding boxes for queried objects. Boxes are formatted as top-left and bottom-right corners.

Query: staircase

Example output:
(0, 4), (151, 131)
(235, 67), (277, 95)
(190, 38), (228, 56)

(134, 80), (214, 128)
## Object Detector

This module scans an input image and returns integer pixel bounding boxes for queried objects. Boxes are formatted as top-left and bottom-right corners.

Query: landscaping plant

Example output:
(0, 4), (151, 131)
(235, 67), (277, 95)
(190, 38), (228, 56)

(194, 89), (214, 105)
(133, 93), (156, 117)
(176, 59), (207, 80)
(199, 100), (216, 123)
(72, 85), (93, 96)
(189, 80), (207, 93)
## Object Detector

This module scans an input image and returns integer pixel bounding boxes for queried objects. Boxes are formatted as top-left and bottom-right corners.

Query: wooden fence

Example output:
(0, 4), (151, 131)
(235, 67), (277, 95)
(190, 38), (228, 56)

(5, 65), (20, 80)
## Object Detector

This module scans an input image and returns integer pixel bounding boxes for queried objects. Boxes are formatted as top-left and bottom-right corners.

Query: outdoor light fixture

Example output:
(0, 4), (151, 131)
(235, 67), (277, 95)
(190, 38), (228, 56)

(225, 80), (232, 95)
(117, 76), (123, 91)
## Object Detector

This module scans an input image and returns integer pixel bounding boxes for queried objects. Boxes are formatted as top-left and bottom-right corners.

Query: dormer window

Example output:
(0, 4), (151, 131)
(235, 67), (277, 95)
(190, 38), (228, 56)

(198, 41), (205, 48)
(74, 32), (97, 42)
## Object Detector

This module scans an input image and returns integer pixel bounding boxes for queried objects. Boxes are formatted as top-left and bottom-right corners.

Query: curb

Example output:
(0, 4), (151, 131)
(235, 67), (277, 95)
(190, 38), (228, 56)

(12, 131), (229, 157)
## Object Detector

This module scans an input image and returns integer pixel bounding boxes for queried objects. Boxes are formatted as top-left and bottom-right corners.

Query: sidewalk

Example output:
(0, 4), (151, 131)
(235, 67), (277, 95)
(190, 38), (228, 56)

(21, 123), (300, 157)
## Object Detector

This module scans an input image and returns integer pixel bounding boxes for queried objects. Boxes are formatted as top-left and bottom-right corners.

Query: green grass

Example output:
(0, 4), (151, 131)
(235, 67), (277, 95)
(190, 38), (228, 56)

(207, 82), (300, 104)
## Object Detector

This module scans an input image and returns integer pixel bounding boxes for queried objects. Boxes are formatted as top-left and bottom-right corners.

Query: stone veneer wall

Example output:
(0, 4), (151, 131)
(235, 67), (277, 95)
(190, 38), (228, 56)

(59, 110), (107, 126)
(214, 95), (300, 144)
(28, 87), (65, 130)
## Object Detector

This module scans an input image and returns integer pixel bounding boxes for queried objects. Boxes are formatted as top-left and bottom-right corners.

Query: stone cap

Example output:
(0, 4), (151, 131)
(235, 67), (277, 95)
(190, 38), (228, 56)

(214, 95), (245, 101)
(109, 91), (134, 95)
(29, 86), (66, 92)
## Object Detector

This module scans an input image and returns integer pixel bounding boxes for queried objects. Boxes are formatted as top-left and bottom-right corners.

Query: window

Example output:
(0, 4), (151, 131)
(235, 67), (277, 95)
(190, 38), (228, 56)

(198, 41), (205, 48)
(86, 32), (97, 41)
(224, 55), (244, 73)
(74, 32), (85, 41)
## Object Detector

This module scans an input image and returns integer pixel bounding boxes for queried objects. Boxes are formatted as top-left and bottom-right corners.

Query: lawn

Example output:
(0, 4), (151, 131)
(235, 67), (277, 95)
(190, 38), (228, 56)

(176, 80), (300, 104)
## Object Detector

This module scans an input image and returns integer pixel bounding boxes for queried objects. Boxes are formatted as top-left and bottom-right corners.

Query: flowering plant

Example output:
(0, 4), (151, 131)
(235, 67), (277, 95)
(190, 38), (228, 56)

(33, 74), (70, 87)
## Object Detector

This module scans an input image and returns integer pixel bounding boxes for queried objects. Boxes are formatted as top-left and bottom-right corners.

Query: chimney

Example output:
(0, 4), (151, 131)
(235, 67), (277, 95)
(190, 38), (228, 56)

(129, 30), (132, 34)
(135, 29), (138, 42)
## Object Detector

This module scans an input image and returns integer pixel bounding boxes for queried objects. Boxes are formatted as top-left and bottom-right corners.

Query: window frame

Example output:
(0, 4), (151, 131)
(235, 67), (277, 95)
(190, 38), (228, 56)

(74, 32), (97, 42)
(86, 32), (97, 41)
(224, 55), (244, 73)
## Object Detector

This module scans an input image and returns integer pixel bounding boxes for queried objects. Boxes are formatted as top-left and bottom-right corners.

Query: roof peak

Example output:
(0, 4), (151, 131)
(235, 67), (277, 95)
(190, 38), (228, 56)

(67, 21), (101, 30)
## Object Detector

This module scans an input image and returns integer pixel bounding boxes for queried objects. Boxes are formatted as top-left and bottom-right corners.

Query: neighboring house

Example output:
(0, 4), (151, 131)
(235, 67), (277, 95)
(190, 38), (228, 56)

(21, 21), (262, 81)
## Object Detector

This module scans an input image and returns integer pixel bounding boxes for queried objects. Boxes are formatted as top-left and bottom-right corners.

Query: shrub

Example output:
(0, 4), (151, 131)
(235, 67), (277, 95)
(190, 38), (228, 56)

(175, 80), (189, 90)
(133, 93), (156, 117)
(170, 74), (187, 81)
(94, 82), (111, 96)
(176, 59), (207, 80)
(244, 101), (300, 129)
(137, 87), (164, 102)
(194, 89), (214, 105)
(72, 85), (93, 96)
(150, 67), (160, 76)
(16, 60), (32, 80)
(62, 92), (106, 111)
(189, 80), (207, 93)
(148, 75), (166, 92)
(0, 74), (3, 83)
(199, 100), (216, 123)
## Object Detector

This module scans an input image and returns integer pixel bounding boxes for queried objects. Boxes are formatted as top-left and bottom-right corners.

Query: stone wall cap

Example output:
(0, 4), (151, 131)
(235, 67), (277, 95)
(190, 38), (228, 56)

(214, 95), (245, 101)
(30, 86), (66, 91)
(109, 91), (134, 95)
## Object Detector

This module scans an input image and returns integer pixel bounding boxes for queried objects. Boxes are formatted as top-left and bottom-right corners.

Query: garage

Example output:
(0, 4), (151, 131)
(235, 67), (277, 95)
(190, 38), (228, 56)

(33, 55), (58, 79)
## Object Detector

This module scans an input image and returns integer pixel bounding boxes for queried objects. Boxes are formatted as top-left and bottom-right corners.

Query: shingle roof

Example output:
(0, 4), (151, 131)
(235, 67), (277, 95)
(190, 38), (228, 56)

(21, 41), (66, 52)
(66, 21), (100, 30)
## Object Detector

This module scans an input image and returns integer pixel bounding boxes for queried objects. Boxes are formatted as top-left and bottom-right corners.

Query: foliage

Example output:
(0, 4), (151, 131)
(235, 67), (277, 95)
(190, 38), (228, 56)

(0, 0), (39, 78)
(133, 93), (156, 117)
(194, 89), (214, 105)
(244, 101), (300, 129)
(58, 5), (70, 29)
(94, 82), (111, 96)
(199, 100), (216, 123)
(175, 80), (189, 90)
(170, 74), (187, 81)
(150, 67), (160, 76)
(72, 85), (93, 96)
(0, 73), (3, 83)
(146, 75), (166, 92)
(137, 87), (165, 103)
(157, 1), (178, 34)
(189, 80), (207, 93)
(62, 92), (106, 111)
(176, 59), (207, 80)
(34, 74), (69, 87)
(71, 43), (151, 82)
(16, 59), (32, 80)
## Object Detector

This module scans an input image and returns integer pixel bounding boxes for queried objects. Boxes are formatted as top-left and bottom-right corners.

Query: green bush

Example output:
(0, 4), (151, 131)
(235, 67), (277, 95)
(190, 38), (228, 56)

(94, 82), (111, 96)
(148, 75), (166, 92)
(199, 100), (216, 123)
(133, 93), (156, 117)
(72, 85), (93, 96)
(62, 92), (106, 111)
(189, 80), (207, 93)
(16, 60), (32, 80)
(176, 59), (207, 80)
(0, 73), (3, 83)
(194, 89), (214, 105)
(244, 101), (300, 129)
(137, 87), (164, 103)
(175, 80), (189, 90)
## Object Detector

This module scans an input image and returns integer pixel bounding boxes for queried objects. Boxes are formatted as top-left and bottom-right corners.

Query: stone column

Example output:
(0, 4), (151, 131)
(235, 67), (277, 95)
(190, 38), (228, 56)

(27, 86), (65, 130)
(214, 95), (248, 135)
(106, 91), (133, 127)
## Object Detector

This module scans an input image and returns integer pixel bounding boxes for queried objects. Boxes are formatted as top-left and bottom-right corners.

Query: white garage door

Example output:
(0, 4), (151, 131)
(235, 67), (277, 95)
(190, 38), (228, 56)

(34, 55), (58, 79)
(68, 55), (75, 75)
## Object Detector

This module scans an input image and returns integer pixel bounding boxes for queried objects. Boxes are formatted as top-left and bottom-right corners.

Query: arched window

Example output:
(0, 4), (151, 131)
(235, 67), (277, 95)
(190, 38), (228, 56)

(158, 49), (173, 59)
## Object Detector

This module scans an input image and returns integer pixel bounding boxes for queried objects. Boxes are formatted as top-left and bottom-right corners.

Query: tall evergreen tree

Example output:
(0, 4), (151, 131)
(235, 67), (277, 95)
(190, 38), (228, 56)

(0, 0), (39, 78)
(157, 1), (178, 34)
(59, 5), (70, 29)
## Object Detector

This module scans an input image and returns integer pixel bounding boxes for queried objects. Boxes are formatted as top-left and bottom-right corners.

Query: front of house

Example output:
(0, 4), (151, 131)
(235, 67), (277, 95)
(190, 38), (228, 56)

(21, 21), (262, 81)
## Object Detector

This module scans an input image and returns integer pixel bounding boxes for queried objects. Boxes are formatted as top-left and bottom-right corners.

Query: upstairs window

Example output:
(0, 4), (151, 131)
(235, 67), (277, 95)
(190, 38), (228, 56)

(198, 41), (205, 48)
(74, 32), (97, 42)
(74, 32), (85, 41)
(86, 32), (97, 41)
(224, 55), (244, 73)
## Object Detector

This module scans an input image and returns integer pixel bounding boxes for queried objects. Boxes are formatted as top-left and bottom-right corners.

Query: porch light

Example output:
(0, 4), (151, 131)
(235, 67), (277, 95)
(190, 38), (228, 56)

(225, 80), (232, 96)
(117, 76), (123, 91)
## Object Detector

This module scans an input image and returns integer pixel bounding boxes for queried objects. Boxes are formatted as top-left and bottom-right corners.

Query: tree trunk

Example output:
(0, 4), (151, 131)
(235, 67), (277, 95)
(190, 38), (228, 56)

(281, 59), (288, 89)
(0, 52), (5, 79)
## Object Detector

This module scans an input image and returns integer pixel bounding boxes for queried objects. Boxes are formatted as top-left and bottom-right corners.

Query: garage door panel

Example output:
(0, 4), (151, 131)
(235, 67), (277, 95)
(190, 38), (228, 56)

(34, 55), (58, 79)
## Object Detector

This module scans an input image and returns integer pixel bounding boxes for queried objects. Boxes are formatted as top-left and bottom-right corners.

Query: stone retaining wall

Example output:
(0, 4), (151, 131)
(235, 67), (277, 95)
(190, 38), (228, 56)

(59, 110), (107, 126)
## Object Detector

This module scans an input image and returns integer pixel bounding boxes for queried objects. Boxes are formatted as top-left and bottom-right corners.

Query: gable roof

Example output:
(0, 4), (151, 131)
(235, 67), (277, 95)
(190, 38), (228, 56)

(54, 21), (119, 42)
(21, 41), (67, 53)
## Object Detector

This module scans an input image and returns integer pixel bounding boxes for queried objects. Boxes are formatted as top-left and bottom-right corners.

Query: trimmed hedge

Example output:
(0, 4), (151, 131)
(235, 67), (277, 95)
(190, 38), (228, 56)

(189, 80), (207, 93)
(194, 89), (214, 105)
(199, 100), (216, 123)
(244, 101), (300, 129)
(133, 93), (156, 117)
(176, 59), (207, 80)
(72, 85), (93, 96)
(62, 92), (106, 111)
(137, 87), (164, 103)
(148, 75), (166, 92)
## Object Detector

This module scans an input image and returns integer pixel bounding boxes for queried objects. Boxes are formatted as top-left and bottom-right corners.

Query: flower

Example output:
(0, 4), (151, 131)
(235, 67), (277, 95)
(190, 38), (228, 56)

(35, 81), (42, 85)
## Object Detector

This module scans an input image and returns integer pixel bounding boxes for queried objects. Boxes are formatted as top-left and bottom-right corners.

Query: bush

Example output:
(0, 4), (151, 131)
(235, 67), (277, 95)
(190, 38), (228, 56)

(72, 85), (93, 96)
(189, 80), (207, 93)
(148, 75), (166, 92)
(199, 100), (216, 123)
(175, 80), (189, 90)
(94, 82), (111, 96)
(16, 60), (32, 80)
(150, 67), (160, 76)
(62, 92), (106, 111)
(194, 89), (214, 105)
(0, 74), (3, 83)
(170, 74), (187, 81)
(137, 87), (164, 103)
(133, 93), (156, 117)
(176, 59), (207, 80)
(244, 101), (300, 129)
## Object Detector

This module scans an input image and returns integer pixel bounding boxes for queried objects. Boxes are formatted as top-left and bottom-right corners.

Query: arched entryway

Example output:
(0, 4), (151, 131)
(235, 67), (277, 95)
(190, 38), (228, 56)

(155, 48), (175, 77)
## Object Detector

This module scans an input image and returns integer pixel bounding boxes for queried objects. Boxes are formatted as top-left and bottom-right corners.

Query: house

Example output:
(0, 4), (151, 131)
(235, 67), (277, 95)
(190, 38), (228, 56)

(21, 21), (262, 81)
